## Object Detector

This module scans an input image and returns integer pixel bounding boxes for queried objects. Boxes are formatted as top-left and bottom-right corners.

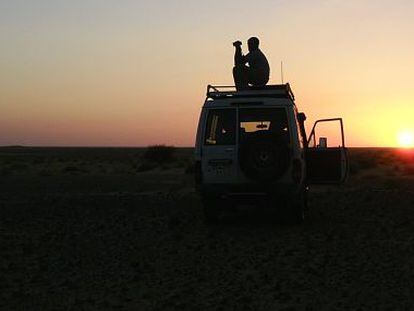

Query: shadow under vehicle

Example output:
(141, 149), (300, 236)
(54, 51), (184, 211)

(194, 84), (348, 224)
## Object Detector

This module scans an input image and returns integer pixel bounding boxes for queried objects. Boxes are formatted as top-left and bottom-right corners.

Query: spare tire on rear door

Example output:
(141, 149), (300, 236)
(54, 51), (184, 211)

(239, 132), (290, 182)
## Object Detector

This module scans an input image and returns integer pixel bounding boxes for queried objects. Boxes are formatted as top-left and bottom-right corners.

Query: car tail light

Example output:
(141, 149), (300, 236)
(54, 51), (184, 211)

(292, 158), (302, 183)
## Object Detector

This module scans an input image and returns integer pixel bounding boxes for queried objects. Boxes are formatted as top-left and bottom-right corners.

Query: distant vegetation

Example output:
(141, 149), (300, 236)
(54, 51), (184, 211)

(0, 146), (412, 178)
(142, 145), (176, 163)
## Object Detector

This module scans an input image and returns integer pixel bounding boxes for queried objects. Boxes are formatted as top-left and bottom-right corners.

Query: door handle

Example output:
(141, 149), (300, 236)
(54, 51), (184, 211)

(225, 148), (234, 152)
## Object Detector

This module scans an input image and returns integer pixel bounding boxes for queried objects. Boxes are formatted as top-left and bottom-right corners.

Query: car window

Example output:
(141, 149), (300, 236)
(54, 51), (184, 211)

(204, 109), (236, 145)
(239, 108), (289, 141)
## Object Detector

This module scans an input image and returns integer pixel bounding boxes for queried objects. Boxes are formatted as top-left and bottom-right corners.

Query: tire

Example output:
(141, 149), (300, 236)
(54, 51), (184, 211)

(202, 197), (220, 224)
(239, 134), (290, 182)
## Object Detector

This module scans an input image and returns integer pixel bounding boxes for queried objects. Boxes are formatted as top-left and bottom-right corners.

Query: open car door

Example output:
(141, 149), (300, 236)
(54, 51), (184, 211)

(306, 118), (348, 184)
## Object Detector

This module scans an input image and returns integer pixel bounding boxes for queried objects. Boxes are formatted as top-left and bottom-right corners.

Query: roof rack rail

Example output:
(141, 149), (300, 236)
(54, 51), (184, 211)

(206, 83), (295, 100)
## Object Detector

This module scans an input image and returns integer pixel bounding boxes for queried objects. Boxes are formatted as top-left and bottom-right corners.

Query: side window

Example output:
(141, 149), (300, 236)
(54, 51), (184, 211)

(308, 119), (344, 148)
(204, 109), (236, 145)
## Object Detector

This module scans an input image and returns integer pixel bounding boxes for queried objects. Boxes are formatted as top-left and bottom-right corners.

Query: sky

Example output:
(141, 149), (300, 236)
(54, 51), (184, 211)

(0, 0), (413, 147)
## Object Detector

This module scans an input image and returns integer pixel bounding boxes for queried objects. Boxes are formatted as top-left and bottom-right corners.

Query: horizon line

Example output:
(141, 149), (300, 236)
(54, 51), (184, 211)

(0, 145), (408, 149)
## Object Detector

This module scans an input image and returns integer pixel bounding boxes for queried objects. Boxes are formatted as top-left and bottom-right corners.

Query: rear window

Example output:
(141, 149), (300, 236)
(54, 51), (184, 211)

(239, 108), (289, 142)
(204, 109), (236, 145)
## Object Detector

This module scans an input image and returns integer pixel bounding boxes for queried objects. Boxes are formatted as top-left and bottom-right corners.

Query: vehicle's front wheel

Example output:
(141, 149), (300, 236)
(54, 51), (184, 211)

(202, 197), (220, 224)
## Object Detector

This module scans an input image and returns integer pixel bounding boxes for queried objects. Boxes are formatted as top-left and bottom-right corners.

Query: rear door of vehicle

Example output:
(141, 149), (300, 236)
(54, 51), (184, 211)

(201, 108), (238, 184)
(306, 118), (348, 184)
(238, 106), (290, 182)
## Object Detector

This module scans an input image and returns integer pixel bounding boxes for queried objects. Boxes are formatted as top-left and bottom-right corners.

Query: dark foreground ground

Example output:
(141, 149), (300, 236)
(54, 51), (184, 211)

(1, 147), (414, 310)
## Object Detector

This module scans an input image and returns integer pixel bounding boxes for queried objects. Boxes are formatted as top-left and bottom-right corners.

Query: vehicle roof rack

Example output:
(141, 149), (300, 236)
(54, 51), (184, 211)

(206, 83), (295, 101)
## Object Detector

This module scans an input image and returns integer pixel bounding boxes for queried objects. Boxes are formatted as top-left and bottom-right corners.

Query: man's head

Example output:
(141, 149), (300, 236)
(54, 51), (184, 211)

(247, 37), (260, 52)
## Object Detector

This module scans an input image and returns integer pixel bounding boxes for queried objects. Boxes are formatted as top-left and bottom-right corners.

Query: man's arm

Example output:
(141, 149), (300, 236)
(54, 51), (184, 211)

(233, 41), (246, 66)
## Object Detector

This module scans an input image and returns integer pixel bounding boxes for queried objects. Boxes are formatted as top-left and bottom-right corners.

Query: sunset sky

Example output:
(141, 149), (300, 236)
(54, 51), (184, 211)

(1, 0), (413, 147)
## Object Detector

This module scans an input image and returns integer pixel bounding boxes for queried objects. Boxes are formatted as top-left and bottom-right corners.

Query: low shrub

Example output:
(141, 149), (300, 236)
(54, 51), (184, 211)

(143, 145), (176, 163)
(137, 161), (157, 172)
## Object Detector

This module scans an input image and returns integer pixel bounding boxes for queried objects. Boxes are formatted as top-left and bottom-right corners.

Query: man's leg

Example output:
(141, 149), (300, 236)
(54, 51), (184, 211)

(234, 44), (244, 66)
(248, 71), (269, 88)
(233, 65), (249, 91)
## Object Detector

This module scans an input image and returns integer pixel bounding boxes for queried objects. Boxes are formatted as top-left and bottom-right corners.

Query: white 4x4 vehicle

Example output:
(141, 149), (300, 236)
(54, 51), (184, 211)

(195, 84), (348, 224)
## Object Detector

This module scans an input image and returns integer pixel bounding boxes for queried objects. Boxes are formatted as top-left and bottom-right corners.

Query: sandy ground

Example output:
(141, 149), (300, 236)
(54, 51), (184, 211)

(1, 148), (414, 310)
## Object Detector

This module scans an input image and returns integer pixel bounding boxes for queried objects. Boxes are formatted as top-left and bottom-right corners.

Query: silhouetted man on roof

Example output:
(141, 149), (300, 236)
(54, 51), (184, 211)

(233, 37), (270, 91)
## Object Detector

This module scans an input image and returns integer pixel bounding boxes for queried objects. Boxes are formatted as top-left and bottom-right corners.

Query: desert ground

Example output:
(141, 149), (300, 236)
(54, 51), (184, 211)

(1, 146), (414, 310)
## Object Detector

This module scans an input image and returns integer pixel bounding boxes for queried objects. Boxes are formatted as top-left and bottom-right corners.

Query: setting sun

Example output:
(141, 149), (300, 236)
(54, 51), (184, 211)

(397, 131), (414, 148)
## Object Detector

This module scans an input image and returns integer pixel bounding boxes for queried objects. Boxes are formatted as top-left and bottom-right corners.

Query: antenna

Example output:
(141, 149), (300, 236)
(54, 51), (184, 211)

(281, 61), (284, 84)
